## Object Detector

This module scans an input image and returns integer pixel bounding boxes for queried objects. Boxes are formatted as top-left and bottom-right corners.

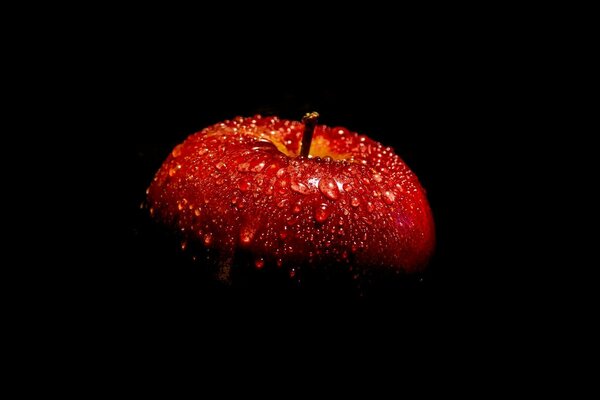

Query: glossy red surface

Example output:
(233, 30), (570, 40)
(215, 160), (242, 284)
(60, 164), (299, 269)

(147, 115), (435, 282)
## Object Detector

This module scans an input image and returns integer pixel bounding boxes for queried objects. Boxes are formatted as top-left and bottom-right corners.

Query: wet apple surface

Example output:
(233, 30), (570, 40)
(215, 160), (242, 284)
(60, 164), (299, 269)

(146, 114), (435, 288)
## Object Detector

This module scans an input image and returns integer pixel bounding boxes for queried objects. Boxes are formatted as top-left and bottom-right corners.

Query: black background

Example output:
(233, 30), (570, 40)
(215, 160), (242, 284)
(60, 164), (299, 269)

(114, 67), (504, 317)
(91, 20), (528, 327)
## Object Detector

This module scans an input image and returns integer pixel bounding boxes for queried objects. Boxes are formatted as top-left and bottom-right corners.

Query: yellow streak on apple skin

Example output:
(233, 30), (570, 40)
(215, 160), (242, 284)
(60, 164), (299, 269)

(205, 126), (352, 160)
(307, 136), (351, 160)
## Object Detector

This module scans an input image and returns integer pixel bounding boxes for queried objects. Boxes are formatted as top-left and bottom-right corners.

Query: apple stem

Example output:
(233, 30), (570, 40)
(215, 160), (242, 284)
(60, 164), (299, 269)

(300, 112), (319, 157)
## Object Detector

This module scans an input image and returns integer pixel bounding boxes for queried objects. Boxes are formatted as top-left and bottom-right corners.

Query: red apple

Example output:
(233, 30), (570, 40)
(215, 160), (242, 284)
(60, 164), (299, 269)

(146, 113), (434, 284)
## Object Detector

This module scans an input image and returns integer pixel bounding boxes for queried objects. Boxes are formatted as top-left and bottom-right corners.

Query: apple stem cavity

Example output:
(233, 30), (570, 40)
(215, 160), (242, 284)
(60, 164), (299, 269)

(300, 111), (319, 158)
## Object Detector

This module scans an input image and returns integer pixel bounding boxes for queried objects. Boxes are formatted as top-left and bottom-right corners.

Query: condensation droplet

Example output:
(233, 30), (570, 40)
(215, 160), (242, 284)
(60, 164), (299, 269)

(366, 202), (374, 212)
(172, 144), (183, 157)
(276, 258), (283, 267)
(383, 190), (396, 204)
(149, 207), (155, 217)
(194, 208), (201, 217)
(290, 180), (310, 194)
(277, 199), (289, 208)
(373, 173), (382, 183)
(240, 227), (255, 245)
(204, 233), (213, 247)
(318, 177), (340, 200)
(252, 161), (266, 172)
(215, 161), (226, 170)
(279, 226), (289, 239)
(290, 268), (296, 278)
(315, 204), (332, 222)
(181, 241), (187, 251)
(254, 258), (265, 269)
(238, 162), (250, 172)
(343, 183), (353, 192)
(292, 202), (302, 214)
(351, 197), (360, 207)
(238, 180), (251, 192)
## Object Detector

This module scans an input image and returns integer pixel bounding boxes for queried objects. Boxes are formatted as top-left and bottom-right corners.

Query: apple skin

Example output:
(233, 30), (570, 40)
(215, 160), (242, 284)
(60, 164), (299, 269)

(146, 115), (434, 283)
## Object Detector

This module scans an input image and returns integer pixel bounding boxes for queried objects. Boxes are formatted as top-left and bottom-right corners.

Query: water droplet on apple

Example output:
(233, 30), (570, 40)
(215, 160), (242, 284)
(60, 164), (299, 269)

(276, 258), (283, 267)
(315, 204), (332, 222)
(171, 144), (183, 158)
(251, 161), (266, 172)
(292, 201), (302, 214)
(279, 226), (288, 239)
(318, 177), (340, 200)
(290, 179), (310, 194)
(383, 190), (396, 204)
(343, 183), (353, 192)
(277, 199), (289, 208)
(290, 268), (296, 278)
(240, 227), (255, 245)
(194, 208), (201, 217)
(238, 179), (252, 192)
(366, 202), (374, 212)
(149, 207), (155, 217)
(334, 127), (349, 136)
(204, 233), (213, 247)
(373, 173), (382, 183)
(254, 258), (265, 269)
(351, 197), (360, 207)
(238, 162), (250, 172)
(215, 161), (226, 170)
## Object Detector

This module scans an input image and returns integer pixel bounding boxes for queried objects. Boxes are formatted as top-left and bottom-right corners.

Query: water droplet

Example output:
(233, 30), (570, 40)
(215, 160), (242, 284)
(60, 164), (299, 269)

(238, 162), (250, 172)
(343, 183), (353, 192)
(172, 144), (183, 157)
(180, 241), (187, 250)
(216, 161), (226, 170)
(318, 177), (340, 200)
(231, 196), (239, 205)
(194, 208), (201, 217)
(315, 204), (332, 222)
(251, 161), (266, 172)
(334, 127), (349, 136)
(177, 202), (183, 210)
(351, 197), (360, 207)
(276, 258), (283, 267)
(373, 173), (382, 182)
(383, 190), (396, 204)
(238, 180), (252, 192)
(204, 233), (213, 247)
(254, 258), (265, 269)
(290, 268), (296, 278)
(149, 207), (155, 217)
(240, 227), (255, 245)
(290, 179), (310, 194)
(277, 199), (289, 208)
(366, 202), (374, 212)
(279, 227), (289, 239)
(292, 201), (302, 214)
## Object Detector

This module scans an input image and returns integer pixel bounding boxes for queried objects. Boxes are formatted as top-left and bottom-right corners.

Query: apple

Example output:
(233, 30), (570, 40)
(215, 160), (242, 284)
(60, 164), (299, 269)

(146, 113), (435, 286)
